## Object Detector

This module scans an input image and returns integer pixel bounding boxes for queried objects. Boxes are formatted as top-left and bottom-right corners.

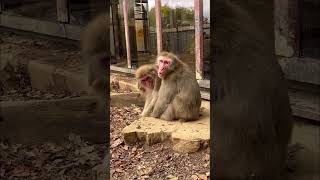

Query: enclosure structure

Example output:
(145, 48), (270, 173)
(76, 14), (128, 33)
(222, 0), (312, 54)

(275, 0), (320, 85)
(274, 0), (320, 122)
(0, 0), (108, 40)
(109, 0), (211, 100)
(0, 0), (319, 121)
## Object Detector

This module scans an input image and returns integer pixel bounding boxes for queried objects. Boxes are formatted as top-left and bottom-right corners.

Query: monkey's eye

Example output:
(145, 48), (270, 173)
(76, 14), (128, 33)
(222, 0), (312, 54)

(164, 61), (169, 65)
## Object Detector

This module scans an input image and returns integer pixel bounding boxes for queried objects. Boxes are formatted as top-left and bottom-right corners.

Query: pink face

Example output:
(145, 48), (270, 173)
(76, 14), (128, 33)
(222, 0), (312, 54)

(141, 75), (154, 89)
(157, 56), (172, 78)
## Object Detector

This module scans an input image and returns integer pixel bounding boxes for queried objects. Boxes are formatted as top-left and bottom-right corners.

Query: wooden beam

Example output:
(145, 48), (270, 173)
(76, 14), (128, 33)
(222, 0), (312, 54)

(279, 57), (320, 85)
(111, 65), (137, 74)
(289, 90), (320, 122)
(155, 0), (163, 54)
(0, 0), (3, 13)
(56, 0), (70, 23)
(0, 14), (83, 40)
(0, 96), (107, 144)
(194, 0), (204, 79)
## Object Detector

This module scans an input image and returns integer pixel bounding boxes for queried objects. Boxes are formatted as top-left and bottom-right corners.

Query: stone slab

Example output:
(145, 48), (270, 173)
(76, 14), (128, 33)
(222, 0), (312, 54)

(0, 96), (106, 144)
(28, 61), (88, 94)
(122, 101), (210, 153)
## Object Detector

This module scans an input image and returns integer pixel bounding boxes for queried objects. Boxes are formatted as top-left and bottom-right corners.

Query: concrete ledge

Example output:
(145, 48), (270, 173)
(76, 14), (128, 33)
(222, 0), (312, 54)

(279, 57), (320, 85)
(110, 92), (144, 107)
(28, 61), (88, 94)
(0, 96), (106, 144)
(289, 90), (320, 122)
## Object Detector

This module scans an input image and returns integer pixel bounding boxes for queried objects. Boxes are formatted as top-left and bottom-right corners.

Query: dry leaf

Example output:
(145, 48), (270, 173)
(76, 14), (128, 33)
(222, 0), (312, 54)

(167, 175), (178, 180)
(111, 139), (123, 148)
(197, 173), (208, 180)
(191, 174), (199, 180)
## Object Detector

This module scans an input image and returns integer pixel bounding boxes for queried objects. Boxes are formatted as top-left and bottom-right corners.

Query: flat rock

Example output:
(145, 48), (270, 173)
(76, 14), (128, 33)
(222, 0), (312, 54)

(122, 101), (210, 153)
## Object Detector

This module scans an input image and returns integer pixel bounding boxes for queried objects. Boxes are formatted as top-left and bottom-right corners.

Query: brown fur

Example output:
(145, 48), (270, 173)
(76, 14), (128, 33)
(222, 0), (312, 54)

(80, 13), (109, 97)
(135, 64), (161, 117)
(212, 0), (293, 179)
(151, 51), (201, 121)
(80, 12), (110, 179)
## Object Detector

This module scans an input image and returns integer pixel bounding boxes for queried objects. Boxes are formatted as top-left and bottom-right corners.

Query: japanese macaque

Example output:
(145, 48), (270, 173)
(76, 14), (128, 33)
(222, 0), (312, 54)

(135, 64), (161, 117)
(80, 13), (109, 179)
(80, 13), (109, 98)
(151, 51), (201, 121)
(212, 0), (293, 179)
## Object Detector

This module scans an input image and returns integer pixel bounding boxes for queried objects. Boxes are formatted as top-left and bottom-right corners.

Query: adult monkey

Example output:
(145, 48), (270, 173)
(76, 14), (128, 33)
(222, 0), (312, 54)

(135, 64), (161, 117)
(212, 0), (293, 179)
(151, 51), (201, 121)
(81, 13), (109, 98)
(80, 12), (109, 180)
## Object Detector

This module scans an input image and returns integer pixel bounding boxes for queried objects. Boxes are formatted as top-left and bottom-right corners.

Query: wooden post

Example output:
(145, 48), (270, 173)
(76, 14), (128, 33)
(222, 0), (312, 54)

(155, 0), (163, 54)
(0, 0), (4, 13)
(111, 1), (121, 59)
(123, 0), (138, 68)
(56, 0), (70, 23)
(194, 0), (204, 79)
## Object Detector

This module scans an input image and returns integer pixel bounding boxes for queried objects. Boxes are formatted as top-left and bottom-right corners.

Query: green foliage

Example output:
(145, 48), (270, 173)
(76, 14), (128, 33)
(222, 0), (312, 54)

(148, 5), (194, 28)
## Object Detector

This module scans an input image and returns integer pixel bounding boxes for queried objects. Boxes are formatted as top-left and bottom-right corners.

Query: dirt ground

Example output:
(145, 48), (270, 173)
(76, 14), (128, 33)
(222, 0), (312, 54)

(1, 28), (210, 179)
(110, 88), (210, 180)
(0, 29), (107, 179)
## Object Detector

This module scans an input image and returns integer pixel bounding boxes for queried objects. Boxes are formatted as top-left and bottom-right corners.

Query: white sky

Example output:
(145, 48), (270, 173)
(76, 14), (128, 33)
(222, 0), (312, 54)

(147, 0), (210, 19)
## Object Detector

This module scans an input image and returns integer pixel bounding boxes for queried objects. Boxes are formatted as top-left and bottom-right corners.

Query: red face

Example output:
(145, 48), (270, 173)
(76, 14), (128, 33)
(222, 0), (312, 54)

(158, 57), (171, 78)
(141, 75), (154, 89)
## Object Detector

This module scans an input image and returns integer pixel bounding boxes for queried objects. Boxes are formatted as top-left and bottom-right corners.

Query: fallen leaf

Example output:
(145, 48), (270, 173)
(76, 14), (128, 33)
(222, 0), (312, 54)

(197, 173), (208, 180)
(123, 145), (129, 150)
(167, 175), (178, 180)
(203, 154), (210, 161)
(115, 168), (124, 173)
(111, 139), (123, 148)
(137, 165), (154, 176)
(191, 174), (199, 180)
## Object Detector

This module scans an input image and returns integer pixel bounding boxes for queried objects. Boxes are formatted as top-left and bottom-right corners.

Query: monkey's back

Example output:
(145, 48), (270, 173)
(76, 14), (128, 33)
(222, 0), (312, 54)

(174, 65), (202, 121)
(212, 0), (293, 178)
(81, 14), (108, 56)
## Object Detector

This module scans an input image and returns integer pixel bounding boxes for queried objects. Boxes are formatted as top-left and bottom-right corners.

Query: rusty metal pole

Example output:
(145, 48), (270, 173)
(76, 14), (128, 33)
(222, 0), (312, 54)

(194, 0), (204, 79)
(122, 0), (138, 68)
(123, 0), (132, 68)
(111, 1), (121, 60)
(155, 0), (163, 54)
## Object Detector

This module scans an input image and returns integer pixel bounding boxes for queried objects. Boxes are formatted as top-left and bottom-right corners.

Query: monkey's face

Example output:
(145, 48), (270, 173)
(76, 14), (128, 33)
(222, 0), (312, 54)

(157, 56), (172, 78)
(140, 74), (154, 90)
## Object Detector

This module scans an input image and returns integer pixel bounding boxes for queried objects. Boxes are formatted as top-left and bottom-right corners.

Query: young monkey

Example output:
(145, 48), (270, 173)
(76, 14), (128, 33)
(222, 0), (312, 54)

(135, 64), (161, 117)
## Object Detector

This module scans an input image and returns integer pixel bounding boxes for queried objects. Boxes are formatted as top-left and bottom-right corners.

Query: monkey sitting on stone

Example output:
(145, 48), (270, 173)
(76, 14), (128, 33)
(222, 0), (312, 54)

(151, 51), (201, 121)
(135, 64), (161, 117)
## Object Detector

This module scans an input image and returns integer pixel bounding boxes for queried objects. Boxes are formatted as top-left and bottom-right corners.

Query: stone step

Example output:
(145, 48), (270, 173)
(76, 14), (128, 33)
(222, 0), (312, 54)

(122, 100), (210, 153)
(289, 90), (320, 122)
(28, 61), (88, 94)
